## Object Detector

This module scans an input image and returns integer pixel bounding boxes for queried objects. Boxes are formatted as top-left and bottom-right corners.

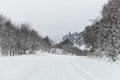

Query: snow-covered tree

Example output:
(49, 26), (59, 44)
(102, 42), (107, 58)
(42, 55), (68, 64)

(84, 0), (120, 61)
(0, 15), (52, 56)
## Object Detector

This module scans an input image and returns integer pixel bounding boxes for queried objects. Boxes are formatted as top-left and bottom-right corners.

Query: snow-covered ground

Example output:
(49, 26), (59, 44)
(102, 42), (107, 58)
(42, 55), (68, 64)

(0, 53), (120, 80)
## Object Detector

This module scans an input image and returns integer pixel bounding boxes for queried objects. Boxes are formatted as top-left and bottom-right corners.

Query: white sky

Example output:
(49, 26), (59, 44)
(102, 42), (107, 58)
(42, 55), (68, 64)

(0, 0), (107, 40)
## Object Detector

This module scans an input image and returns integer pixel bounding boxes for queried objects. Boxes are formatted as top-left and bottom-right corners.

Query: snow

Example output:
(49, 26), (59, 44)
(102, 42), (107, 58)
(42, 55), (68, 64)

(0, 53), (120, 80)
(74, 44), (91, 51)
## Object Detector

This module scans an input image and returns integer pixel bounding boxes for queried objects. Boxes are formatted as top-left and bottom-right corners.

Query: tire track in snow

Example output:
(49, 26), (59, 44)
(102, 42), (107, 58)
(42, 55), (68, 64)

(69, 59), (97, 80)
(22, 60), (56, 80)
(21, 63), (44, 80)
(0, 62), (28, 80)
(65, 59), (86, 80)
(0, 55), (100, 80)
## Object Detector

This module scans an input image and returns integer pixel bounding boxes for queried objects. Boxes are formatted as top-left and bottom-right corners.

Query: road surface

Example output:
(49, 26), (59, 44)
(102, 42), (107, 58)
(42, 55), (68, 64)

(0, 53), (120, 80)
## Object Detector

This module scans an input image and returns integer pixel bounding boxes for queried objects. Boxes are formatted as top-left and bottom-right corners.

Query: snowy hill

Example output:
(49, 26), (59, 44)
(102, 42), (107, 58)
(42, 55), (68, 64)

(62, 32), (91, 51)
(63, 32), (85, 47)
(0, 52), (120, 80)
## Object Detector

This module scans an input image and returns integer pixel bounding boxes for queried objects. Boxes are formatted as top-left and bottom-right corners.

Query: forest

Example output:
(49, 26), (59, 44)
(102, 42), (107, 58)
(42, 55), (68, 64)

(0, 0), (120, 62)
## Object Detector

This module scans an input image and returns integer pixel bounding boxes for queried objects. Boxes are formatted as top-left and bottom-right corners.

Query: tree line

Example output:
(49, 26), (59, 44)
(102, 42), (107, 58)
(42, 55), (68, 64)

(83, 0), (120, 61)
(0, 15), (51, 56)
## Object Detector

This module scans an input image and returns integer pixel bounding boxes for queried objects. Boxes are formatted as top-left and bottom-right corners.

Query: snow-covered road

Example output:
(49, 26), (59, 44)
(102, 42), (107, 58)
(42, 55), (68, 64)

(0, 53), (120, 80)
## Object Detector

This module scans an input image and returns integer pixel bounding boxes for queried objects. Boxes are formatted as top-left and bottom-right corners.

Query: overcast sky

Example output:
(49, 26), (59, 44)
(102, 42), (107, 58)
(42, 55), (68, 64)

(0, 0), (107, 40)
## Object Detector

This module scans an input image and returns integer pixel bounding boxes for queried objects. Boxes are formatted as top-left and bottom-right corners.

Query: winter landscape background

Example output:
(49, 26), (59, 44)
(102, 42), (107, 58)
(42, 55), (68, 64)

(0, 0), (120, 80)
